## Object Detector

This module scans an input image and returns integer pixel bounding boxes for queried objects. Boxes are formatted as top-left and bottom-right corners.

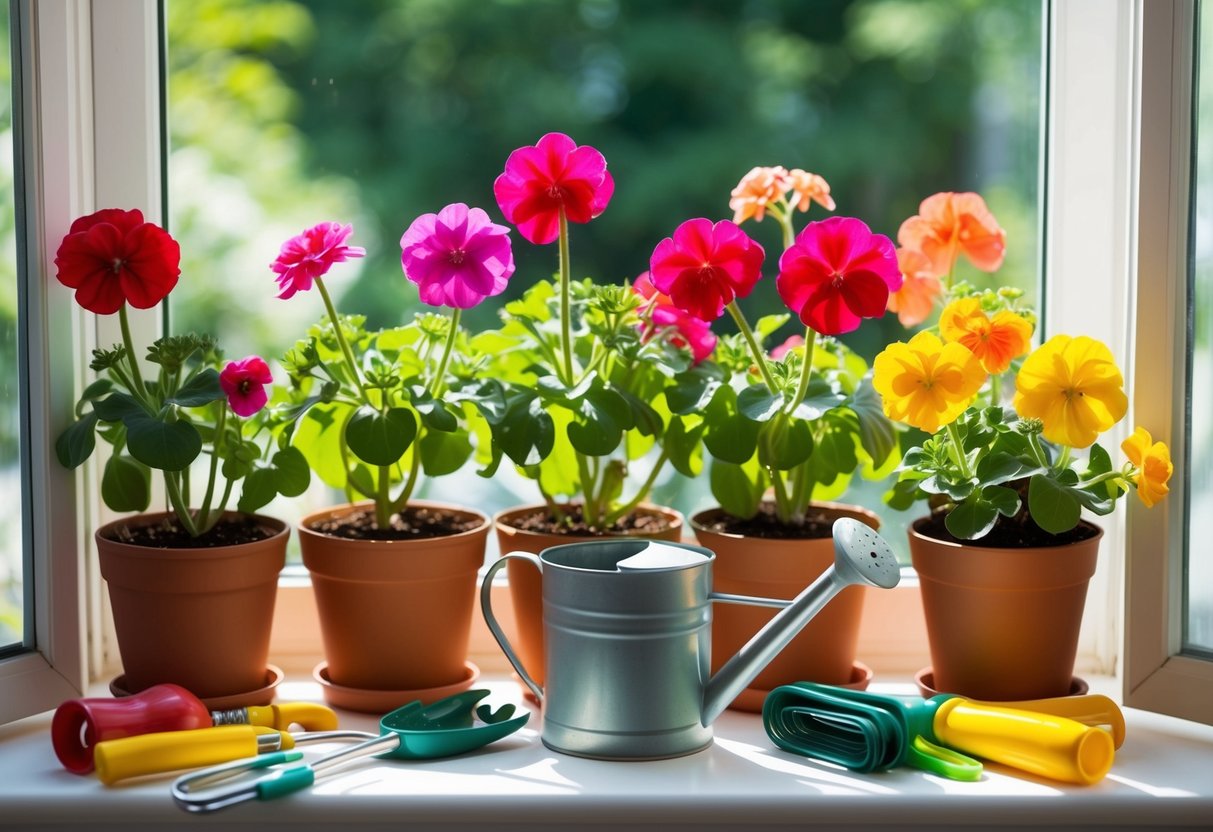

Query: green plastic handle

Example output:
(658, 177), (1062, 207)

(255, 764), (316, 801)
(248, 750), (303, 770)
(905, 734), (983, 781)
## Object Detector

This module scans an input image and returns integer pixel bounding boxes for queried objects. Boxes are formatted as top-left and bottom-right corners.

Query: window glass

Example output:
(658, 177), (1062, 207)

(166, 0), (1043, 562)
(0, 0), (24, 652)
(1185, 0), (1213, 656)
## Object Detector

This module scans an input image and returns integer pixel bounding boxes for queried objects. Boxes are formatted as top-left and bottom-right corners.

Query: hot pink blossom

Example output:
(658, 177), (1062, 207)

(633, 272), (716, 365)
(648, 219), (765, 322)
(270, 222), (366, 300)
(776, 216), (901, 336)
(400, 203), (515, 309)
(770, 334), (805, 361)
(219, 356), (273, 417)
(493, 132), (615, 245)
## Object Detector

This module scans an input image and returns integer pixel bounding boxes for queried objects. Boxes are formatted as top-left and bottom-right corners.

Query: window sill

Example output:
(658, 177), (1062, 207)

(2, 675), (1212, 831)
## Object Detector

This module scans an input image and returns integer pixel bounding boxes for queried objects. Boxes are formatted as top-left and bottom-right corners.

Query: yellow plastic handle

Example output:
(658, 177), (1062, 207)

(246, 702), (338, 732)
(932, 698), (1115, 785)
(987, 694), (1125, 749)
(93, 725), (283, 786)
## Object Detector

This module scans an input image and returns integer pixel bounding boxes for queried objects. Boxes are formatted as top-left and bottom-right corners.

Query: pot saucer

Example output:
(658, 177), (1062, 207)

(914, 666), (1089, 700)
(109, 664), (284, 709)
(727, 660), (875, 714)
(313, 660), (480, 714)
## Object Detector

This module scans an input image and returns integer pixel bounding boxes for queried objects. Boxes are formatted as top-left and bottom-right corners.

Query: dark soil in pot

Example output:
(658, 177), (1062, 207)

(307, 505), (484, 540)
(693, 502), (841, 539)
(503, 503), (678, 536)
(101, 515), (276, 548)
(915, 512), (1100, 548)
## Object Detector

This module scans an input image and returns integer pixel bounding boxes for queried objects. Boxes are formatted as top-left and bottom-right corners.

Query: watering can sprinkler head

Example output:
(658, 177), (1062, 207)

(830, 517), (901, 590)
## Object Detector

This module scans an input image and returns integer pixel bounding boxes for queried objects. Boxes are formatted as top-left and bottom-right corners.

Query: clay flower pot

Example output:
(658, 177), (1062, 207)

(908, 516), (1102, 701)
(493, 503), (685, 687)
(691, 501), (880, 713)
(96, 511), (288, 704)
(299, 501), (490, 707)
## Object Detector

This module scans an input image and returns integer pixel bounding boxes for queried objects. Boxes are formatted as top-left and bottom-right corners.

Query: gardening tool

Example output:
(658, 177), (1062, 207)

(763, 682), (1125, 785)
(52, 683), (337, 774)
(171, 689), (529, 813)
(481, 517), (901, 760)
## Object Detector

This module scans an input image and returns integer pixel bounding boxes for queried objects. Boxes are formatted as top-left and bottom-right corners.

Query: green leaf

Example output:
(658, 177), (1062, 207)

(704, 413), (761, 464)
(100, 454), (151, 512)
(618, 390), (664, 438)
(125, 412), (203, 471)
(293, 403), (350, 489)
(567, 386), (632, 456)
(666, 365), (724, 414)
(271, 446), (310, 497)
(817, 417), (858, 476)
(1084, 443), (1112, 478)
(754, 314), (791, 340)
(1029, 473), (1083, 534)
(709, 458), (764, 519)
(94, 393), (146, 422)
(757, 412), (814, 470)
(415, 398), (459, 432)
(737, 384), (784, 421)
(665, 416), (705, 478)
(238, 468), (278, 513)
(167, 368), (223, 407)
(984, 484), (1022, 517)
(80, 378), (114, 402)
(945, 494), (1000, 540)
(497, 395), (555, 466)
(792, 376), (847, 420)
(419, 429), (473, 476)
(885, 477), (924, 511)
(599, 459), (626, 507)
(975, 452), (1036, 486)
(56, 412), (99, 469)
(345, 406), (416, 466)
(848, 377), (897, 464)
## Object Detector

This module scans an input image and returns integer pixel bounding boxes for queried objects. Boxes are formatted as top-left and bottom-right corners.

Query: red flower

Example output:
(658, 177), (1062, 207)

(271, 222), (366, 300)
(493, 132), (615, 245)
(219, 356), (273, 418)
(54, 208), (181, 315)
(633, 272), (716, 365)
(648, 218), (765, 322)
(776, 216), (901, 336)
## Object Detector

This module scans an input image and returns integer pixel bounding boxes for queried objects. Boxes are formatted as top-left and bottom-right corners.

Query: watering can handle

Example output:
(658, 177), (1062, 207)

(480, 553), (544, 704)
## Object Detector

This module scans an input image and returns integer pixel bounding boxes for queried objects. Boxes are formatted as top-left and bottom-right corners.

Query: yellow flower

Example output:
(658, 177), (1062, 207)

(873, 331), (987, 433)
(939, 297), (1033, 374)
(1121, 427), (1173, 508)
(1013, 335), (1127, 448)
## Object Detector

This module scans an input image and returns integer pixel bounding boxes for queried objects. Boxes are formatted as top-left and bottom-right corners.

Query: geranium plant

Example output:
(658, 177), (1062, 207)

(655, 167), (900, 528)
(470, 133), (700, 532)
(54, 209), (309, 541)
(272, 209), (513, 534)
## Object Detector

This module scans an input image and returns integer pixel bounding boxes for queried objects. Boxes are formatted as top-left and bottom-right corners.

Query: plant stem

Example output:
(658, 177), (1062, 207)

(118, 306), (150, 404)
(786, 327), (817, 414)
(393, 449), (423, 515)
(206, 477), (235, 533)
(727, 301), (778, 393)
(945, 422), (974, 480)
(164, 472), (199, 537)
(990, 373), (1003, 406)
(315, 276), (370, 404)
(777, 204), (795, 251)
(428, 308), (461, 397)
(770, 468), (793, 522)
(576, 452), (599, 526)
(1056, 445), (1073, 472)
(558, 208), (575, 386)
(1027, 432), (1050, 468)
(197, 407), (227, 527)
(604, 450), (668, 526)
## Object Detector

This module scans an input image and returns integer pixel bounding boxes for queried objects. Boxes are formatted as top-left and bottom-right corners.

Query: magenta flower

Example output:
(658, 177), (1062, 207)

(770, 334), (805, 361)
(400, 203), (515, 309)
(270, 222), (366, 300)
(776, 216), (901, 336)
(219, 356), (273, 417)
(648, 218), (765, 322)
(493, 132), (615, 245)
(633, 272), (717, 365)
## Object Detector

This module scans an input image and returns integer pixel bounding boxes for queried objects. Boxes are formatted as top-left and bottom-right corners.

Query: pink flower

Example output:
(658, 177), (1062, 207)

(770, 334), (805, 361)
(493, 132), (615, 245)
(633, 272), (716, 365)
(219, 356), (273, 417)
(400, 203), (515, 309)
(270, 222), (366, 300)
(648, 218), (765, 322)
(776, 216), (901, 336)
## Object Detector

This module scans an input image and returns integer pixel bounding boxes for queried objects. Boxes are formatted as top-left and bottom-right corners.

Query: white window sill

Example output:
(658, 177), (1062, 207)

(1, 676), (1212, 831)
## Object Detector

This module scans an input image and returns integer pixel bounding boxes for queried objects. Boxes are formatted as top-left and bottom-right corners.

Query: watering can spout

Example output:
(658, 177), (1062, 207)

(701, 518), (901, 727)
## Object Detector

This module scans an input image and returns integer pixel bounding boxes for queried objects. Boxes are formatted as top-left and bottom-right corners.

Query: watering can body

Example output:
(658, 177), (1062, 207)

(480, 528), (900, 760)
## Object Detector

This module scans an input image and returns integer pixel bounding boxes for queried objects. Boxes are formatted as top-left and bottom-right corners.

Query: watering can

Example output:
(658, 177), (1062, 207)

(481, 518), (900, 760)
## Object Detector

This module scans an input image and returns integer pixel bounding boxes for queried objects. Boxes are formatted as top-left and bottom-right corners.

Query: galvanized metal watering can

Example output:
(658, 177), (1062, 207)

(480, 518), (900, 760)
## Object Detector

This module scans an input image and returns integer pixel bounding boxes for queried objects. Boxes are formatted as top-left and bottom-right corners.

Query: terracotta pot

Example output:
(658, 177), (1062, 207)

(493, 503), (685, 687)
(691, 501), (879, 712)
(300, 501), (489, 692)
(908, 517), (1101, 701)
(96, 511), (288, 700)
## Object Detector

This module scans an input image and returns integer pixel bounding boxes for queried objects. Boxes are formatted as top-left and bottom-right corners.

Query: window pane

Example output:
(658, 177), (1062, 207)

(0, 0), (24, 652)
(166, 0), (1043, 562)
(1186, 0), (1213, 656)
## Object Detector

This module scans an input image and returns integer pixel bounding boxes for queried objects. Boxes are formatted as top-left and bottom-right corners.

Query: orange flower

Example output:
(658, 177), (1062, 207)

(939, 297), (1033, 374)
(730, 166), (790, 224)
(886, 247), (942, 328)
(1121, 427), (1173, 508)
(898, 192), (1006, 276)
(786, 169), (835, 213)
